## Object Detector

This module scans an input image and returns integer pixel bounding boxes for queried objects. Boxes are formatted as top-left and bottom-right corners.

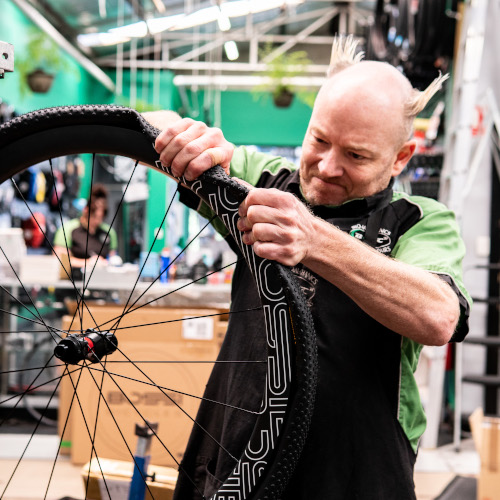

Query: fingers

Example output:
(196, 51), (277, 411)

(236, 189), (309, 266)
(154, 118), (233, 181)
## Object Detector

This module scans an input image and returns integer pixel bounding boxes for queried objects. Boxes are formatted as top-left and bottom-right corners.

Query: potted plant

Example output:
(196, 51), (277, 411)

(16, 29), (72, 96)
(252, 44), (316, 108)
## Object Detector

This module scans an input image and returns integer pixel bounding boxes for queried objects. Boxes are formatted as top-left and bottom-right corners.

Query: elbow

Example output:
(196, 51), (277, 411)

(426, 303), (460, 346)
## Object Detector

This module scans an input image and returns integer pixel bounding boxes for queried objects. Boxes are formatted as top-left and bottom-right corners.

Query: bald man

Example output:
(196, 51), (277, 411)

(156, 37), (471, 499)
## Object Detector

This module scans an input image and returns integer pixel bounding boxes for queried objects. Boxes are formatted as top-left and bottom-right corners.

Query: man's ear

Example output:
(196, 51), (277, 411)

(391, 139), (417, 177)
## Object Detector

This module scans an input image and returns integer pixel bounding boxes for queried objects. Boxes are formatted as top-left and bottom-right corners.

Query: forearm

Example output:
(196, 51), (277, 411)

(302, 217), (460, 345)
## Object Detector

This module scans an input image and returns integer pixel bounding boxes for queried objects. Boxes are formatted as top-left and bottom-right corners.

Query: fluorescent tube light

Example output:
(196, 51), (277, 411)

(217, 10), (232, 31)
(147, 14), (185, 34)
(109, 21), (148, 38)
(224, 41), (239, 60)
(77, 32), (131, 47)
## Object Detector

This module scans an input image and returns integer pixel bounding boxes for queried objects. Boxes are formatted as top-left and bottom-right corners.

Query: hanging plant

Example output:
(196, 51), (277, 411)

(252, 43), (316, 109)
(15, 29), (73, 97)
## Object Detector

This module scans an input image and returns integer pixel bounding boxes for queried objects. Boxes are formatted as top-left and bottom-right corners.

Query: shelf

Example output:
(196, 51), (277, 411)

(465, 336), (500, 347)
(470, 297), (500, 304)
(462, 375), (500, 387)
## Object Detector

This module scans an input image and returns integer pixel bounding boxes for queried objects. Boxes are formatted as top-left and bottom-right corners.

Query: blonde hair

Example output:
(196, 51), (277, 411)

(327, 35), (364, 77)
(327, 36), (449, 139)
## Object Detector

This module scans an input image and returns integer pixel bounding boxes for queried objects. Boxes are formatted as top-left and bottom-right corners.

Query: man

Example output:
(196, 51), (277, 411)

(54, 183), (118, 269)
(155, 37), (471, 499)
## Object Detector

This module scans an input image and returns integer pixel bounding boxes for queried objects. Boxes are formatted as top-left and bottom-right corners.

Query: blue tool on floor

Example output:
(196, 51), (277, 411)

(128, 421), (158, 500)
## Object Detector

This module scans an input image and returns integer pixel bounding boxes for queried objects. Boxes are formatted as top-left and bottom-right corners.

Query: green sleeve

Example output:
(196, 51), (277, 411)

(228, 146), (298, 184)
(391, 193), (472, 338)
(53, 219), (79, 248)
(99, 223), (118, 252)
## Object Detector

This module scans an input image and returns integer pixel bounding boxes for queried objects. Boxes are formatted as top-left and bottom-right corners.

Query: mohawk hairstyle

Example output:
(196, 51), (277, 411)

(327, 35), (365, 77)
(327, 35), (450, 137)
(404, 73), (450, 117)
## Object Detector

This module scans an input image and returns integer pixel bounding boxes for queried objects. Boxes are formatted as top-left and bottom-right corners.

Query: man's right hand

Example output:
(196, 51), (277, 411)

(154, 118), (234, 181)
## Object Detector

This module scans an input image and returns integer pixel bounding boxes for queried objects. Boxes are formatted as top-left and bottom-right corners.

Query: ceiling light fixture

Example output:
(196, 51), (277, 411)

(77, 32), (131, 47)
(147, 14), (185, 34)
(224, 40), (239, 60)
(82, 0), (306, 47)
(109, 20), (148, 38)
(217, 10), (232, 31)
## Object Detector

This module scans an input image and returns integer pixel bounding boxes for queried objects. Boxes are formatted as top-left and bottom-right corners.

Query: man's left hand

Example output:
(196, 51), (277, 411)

(237, 188), (315, 267)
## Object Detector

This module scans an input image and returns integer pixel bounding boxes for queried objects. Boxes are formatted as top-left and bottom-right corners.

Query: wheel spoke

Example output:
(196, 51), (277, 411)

(105, 308), (260, 332)
(89, 357), (207, 499)
(0, 363), (65, 375)
(80, 154), (97, 332)
(10, 178), (83, 300)
(91, 259), (241, 332)
(109, 183), (181, 334)
(82, 359), (165, 500)
(0, 364), (82, 412)
(86, 364), (262, 416)
(59, 360), (115, 500)
(0, 253), (61, 343)
(0, 369), (65, 499)
(71, 161), (140, 333)
(48, 159), (82, 327)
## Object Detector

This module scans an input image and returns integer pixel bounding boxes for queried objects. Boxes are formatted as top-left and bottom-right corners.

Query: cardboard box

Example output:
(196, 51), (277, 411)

(19, 254), (62, 285)
(58, 305), (227, 467)
(82, 457), (177, 500)
(469, 407), (500, 500)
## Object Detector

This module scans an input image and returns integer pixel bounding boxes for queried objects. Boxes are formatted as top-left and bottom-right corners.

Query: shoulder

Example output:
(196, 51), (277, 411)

(60, 218), (81, 233)
(99, 223), (116, 236)
(230, 146), (297, 187)
(391, 191), (451, 218)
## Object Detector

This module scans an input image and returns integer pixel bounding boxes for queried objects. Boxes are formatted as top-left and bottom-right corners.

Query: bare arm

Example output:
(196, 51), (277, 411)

(237, 188), (460, 346)
(54, 245), (106, 270)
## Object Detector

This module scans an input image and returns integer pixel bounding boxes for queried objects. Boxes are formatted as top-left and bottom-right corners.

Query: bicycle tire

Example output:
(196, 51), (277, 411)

(0, 105), (318, 500)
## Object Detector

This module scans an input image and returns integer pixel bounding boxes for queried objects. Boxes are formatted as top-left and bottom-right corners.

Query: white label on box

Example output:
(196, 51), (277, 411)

(182, 316), (214, 340)
(98, 477), (130, 498)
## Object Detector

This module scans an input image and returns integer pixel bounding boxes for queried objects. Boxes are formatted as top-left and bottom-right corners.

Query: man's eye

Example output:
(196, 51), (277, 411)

(315, 136), (326, 144)
(350, 152), (364, 160)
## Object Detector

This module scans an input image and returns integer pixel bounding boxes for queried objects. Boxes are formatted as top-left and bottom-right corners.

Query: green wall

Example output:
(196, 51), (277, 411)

(0, 0), (114, 112)
(219, 90), (313, 147)
(178, 88), (314, 147)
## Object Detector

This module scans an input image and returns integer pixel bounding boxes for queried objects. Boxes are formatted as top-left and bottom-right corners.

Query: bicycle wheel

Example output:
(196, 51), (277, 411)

(0, 105), (317, 500)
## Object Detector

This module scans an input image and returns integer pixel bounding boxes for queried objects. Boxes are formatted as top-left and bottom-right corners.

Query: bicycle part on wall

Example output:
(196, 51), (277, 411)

(0, 41), (14, 78)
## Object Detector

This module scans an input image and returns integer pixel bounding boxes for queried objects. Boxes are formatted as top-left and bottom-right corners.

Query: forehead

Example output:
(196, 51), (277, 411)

(310, 78), (404, 148)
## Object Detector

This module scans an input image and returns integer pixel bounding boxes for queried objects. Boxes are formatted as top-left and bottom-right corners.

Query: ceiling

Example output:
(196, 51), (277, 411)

(11, 0), (378, 92)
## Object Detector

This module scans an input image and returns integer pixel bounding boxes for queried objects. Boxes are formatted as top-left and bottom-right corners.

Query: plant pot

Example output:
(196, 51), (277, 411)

(27, 69), (55, 93)
(273, 89), (294, 108)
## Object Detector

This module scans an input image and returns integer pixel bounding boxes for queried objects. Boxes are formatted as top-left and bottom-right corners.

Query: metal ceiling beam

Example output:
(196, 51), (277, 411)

(126, 0), (146, 21)
(169, 5), (336, 63)
(262, 7), (340, 62)
(95, 34), (336, 64)
(173, 73), (326, 88)
(11, 0), (115, 92)
(28, 0), (79, 41)
(96, 58), (330, 74)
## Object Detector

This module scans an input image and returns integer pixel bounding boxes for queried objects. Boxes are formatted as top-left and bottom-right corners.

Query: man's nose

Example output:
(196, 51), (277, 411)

(317, 149), (343, 177)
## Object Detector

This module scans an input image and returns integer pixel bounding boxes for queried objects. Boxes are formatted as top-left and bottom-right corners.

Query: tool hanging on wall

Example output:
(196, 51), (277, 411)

(0, 41), (14, 78)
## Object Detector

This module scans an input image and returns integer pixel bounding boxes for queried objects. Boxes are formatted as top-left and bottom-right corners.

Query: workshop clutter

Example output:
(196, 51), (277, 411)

(82, 458), (178, 500)
(58, 305), (228, 468)
(469, 408), (500, 500)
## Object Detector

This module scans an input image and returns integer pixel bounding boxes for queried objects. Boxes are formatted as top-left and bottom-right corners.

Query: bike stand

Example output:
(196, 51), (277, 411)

(128, 421), (159, 500)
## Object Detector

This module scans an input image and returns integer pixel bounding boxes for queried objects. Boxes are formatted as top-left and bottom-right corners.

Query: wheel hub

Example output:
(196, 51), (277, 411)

(54, 329), (118, 364)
